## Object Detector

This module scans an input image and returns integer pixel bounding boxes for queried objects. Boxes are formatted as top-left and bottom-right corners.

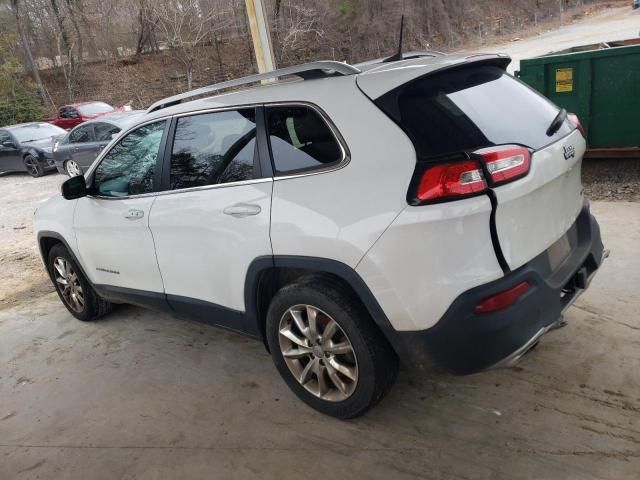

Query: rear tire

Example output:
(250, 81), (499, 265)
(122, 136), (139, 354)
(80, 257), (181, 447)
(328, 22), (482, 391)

(24, 155), (44, 177)
(48, 244), (113, 321)
(266, 277), (398, 419)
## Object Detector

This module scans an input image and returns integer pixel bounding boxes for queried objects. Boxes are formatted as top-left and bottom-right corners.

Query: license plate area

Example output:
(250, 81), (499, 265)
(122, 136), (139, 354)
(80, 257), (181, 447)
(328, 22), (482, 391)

(547, 233), (571, 272)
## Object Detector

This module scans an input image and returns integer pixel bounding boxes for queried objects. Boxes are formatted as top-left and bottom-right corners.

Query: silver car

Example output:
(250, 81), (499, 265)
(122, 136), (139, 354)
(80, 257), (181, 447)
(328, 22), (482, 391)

(54, 110), (144, 176)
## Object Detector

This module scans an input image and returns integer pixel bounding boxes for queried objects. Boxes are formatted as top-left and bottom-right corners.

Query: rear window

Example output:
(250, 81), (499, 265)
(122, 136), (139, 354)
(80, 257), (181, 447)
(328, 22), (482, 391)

(77, 102), (114, 116)
(266, 105), (343, 175)
(376, 65), (572, 159)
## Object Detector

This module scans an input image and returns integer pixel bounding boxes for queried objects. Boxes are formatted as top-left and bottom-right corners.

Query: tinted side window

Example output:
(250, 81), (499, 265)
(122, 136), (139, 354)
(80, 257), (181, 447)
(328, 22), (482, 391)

(60, 107), (79, 119)
(94, 123), (120, 142)
(267, 106), (342, 175)
(169, 109), (256, 190)
(69, 125), (94, 143)
(94, 121), (166, 197)
(0, 131), (12, 144)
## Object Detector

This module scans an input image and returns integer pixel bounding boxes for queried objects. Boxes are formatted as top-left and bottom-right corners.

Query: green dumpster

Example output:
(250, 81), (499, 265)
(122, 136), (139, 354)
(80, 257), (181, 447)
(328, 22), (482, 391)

(517, 39), (640, 157)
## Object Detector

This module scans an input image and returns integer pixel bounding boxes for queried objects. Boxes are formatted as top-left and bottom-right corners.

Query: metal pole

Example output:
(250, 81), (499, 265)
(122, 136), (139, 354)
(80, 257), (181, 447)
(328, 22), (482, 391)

(244, 0), (277, 73)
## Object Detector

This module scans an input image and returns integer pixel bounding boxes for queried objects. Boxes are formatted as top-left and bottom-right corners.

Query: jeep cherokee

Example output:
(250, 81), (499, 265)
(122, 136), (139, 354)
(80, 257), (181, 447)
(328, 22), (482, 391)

(34, 54), (606, 418)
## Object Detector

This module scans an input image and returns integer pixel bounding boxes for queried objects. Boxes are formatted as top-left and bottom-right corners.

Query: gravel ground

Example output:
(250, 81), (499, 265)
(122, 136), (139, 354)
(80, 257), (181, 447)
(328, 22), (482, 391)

(483, 4), (640, 73)
(0, 172), (62, 309)
(583, 158), (640, 202)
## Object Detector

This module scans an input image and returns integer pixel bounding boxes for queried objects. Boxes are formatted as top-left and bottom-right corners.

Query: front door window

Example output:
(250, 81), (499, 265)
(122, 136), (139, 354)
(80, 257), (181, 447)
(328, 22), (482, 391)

(93, 121), (166, 197)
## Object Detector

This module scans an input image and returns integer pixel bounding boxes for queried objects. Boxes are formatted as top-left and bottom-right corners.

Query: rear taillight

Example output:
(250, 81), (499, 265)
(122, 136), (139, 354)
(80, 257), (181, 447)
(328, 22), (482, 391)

(567, 112), (585, 137)
(474, 281), (530, 314)
(474, 145), (531, 186)
(414, 159), (487, 203)
(408, 146), (531, 205)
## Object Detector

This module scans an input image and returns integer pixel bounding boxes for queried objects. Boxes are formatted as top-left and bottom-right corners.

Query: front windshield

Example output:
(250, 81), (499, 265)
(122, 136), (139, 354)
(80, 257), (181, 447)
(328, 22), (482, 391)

(77, 102), (114, 116)
(11, 123), (67, 142)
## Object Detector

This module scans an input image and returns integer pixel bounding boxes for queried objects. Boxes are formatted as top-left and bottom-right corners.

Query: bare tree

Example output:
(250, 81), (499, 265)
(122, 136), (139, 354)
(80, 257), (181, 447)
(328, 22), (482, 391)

(151, 0), (231, 89)
(134, 0), (159, 56)
(49, 0), (82, 99)
(10, 0), (47, 104)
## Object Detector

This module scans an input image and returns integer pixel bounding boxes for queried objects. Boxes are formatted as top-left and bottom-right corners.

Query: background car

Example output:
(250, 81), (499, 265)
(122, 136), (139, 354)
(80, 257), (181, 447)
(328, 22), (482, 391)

(0, 122), (66, 177)
(634, 0), (639, 9)
(53, 110), (145, 177)
(44, 101), (132, 130)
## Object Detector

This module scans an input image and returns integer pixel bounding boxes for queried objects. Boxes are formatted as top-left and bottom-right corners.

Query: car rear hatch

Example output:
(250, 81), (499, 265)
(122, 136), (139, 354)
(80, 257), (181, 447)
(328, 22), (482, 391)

(359, 58), (584, 271)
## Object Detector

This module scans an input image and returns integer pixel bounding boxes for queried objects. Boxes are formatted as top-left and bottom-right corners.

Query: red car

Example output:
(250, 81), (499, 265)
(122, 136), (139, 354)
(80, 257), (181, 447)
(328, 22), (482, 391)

(45, 101), (131, 130)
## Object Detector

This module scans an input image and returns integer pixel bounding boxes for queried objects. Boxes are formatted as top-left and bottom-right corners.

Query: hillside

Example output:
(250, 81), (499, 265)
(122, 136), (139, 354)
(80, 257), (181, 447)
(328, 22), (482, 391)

(15, 0), (630, 113)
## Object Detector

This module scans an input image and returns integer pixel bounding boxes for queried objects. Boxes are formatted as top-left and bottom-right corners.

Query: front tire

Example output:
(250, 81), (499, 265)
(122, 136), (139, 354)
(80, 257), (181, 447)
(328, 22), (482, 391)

(48, 244), (113, 321)
(266, 277), (398, 419)
(24, 155), (44, 177)
(64, 159), (82, 177)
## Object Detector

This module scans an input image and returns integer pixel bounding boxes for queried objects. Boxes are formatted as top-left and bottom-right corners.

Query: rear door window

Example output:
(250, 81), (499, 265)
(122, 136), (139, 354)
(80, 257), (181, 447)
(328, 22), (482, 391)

(69, 125), (94, 144)
(94, 122), (120, 142)
(377, 64), (572, 159)
(169, 109), (257, 190)
(266, 105), (343, 175)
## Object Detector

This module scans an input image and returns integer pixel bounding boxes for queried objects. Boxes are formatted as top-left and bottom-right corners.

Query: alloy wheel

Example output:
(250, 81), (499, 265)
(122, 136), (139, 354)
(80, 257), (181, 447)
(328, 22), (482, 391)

(278, 304), (358, 402)
(24, 156), (40, 176)
(53, 257), (85, 313)
(65, 160), (81, 177)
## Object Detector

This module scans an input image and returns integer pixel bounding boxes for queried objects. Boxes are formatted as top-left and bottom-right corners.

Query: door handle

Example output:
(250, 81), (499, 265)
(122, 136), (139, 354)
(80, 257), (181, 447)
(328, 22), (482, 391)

(223, 204), (261, 217)
(124, 209), (144, 220)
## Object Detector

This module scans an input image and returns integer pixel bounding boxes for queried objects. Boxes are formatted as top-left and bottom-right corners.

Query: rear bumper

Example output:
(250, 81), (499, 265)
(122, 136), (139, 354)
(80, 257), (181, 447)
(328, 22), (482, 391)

(394, 199), (605, 374)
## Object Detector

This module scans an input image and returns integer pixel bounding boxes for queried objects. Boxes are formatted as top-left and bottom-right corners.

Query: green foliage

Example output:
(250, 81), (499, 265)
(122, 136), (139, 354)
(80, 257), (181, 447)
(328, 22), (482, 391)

(0, 33), (42, 127)
(337, 0), (356, 24)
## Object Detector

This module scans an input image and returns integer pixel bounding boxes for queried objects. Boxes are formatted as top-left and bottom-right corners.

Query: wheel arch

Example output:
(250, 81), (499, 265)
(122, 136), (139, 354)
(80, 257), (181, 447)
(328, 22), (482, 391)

(23, 149), (43, 161)
(245, 256), (402, 355)
(37, 231), (88, 283)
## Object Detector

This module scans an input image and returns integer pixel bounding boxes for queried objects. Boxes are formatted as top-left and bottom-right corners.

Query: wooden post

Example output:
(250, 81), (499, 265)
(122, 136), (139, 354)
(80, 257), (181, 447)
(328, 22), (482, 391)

(244, 0), (276, 73)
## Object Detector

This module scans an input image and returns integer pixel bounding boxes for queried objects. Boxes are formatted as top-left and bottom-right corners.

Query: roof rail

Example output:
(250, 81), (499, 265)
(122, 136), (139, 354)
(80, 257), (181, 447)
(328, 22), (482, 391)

(147, 61), (361, 113)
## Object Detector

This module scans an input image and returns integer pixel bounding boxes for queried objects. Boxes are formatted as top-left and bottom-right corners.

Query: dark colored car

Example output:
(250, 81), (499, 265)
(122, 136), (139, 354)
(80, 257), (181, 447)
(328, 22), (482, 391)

(634, 0), (639, 9)
(44, 101), (133, 130)
(0, 122), (67, 177)
(53, 110), (145, 176)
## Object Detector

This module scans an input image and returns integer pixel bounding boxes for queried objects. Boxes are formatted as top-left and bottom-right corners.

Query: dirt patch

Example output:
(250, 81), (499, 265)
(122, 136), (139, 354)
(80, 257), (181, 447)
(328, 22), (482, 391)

(0, 173), (61, 311)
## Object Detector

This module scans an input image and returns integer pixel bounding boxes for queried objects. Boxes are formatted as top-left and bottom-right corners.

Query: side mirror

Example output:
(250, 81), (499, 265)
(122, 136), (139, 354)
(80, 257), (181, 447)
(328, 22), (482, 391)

(61, 175), (88, 200)
(1, 141), (16, 149)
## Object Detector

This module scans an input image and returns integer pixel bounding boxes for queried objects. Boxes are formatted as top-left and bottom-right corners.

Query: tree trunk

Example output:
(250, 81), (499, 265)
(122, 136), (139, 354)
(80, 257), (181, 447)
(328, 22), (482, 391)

(50, 0), (75, 99)
(75, 1), (100, 58)
(214, 34), (223, 73)
(11, 0), (48, 105)
(64, 0), (84, 65)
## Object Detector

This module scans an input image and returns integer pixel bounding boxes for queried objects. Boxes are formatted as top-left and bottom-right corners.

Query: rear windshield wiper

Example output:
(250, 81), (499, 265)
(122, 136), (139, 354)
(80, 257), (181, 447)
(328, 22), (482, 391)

(546, 108), (567, 137)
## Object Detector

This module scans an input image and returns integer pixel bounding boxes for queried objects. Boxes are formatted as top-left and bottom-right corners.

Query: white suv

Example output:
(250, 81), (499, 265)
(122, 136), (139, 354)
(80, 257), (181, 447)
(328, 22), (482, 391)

(34, 55), (606, 418)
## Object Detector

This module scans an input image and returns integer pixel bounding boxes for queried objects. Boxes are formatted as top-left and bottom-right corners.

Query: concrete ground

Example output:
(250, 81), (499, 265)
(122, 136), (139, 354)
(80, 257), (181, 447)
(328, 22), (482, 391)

(1, 170), (639, 479)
